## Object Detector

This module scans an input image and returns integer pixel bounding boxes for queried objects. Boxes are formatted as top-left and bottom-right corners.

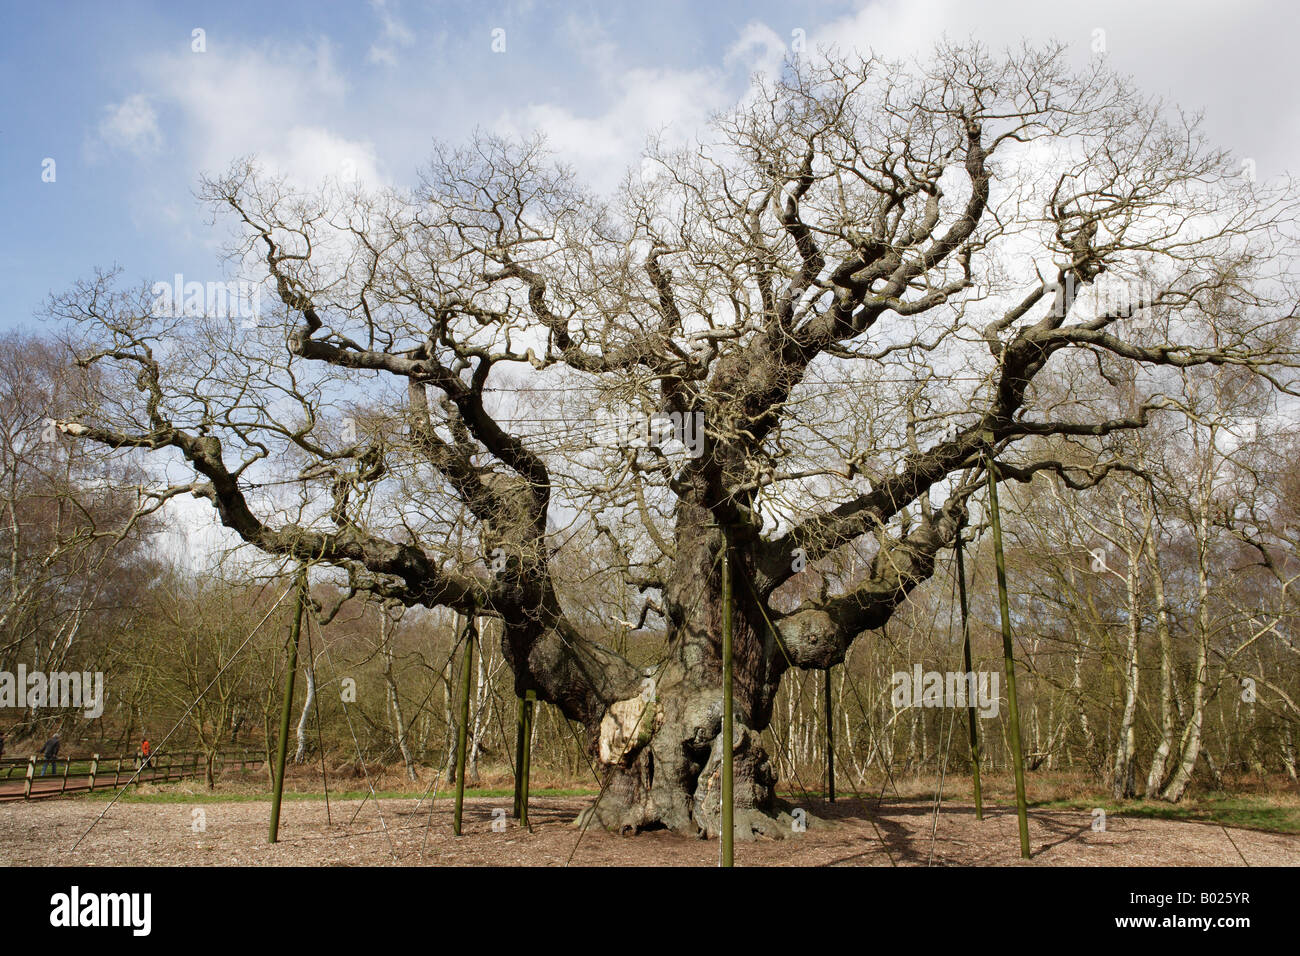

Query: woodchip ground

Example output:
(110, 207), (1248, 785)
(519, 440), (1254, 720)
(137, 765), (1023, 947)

(3, 795), (1296, 866)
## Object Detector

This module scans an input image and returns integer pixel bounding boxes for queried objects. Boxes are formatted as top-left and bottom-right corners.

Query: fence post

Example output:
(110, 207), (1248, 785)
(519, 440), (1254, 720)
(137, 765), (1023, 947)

(24, 756), (34, 799)
(114, 757), (122, 788)
(89, 754), (99, 792)
(60, 755), (71, 793)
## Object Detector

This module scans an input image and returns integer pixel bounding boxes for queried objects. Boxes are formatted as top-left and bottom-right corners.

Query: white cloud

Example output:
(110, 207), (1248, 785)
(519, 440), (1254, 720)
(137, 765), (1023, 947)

(805, 0), (1300, 180)
(495, 66), (734, 195)
(96, 94), (162, 156)
(724, 21), (789, 77)
(275, 125), (383, 190)
(560, 12), (619, 73)
(368, 0), (415, 67)
(91, 2), (1299, 227)
(129, 38), (384, 188)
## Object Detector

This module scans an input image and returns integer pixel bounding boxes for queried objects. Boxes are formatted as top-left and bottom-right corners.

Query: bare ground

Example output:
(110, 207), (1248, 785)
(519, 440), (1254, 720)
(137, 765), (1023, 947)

(2, 794), (1296, 866)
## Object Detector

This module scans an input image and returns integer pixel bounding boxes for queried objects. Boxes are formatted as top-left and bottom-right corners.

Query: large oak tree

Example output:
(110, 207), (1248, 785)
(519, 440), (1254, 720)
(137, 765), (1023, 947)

(55, 44), (1298, 836)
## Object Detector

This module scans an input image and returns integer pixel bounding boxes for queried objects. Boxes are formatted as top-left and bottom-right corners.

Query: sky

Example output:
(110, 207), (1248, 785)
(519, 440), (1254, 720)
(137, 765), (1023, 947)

(2, 0), (1299, 337)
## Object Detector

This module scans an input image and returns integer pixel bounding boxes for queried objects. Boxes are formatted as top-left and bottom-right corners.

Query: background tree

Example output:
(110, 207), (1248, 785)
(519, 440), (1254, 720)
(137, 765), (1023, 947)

(0, 330), (156, 745)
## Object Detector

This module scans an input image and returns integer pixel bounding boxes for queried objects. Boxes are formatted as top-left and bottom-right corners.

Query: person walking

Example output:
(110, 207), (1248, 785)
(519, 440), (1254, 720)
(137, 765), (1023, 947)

(140, 736), (151, 769)
(39, 734), (60, 776)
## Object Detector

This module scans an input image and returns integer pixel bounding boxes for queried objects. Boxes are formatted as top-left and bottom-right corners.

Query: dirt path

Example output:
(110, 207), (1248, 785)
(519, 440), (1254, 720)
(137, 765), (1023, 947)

(0, 779), (91, 801)
(2, 796), (1296, 866)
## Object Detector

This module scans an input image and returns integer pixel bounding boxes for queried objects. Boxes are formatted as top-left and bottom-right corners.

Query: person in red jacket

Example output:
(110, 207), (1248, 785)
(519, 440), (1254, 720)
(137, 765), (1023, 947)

(140, 737), (151, 769)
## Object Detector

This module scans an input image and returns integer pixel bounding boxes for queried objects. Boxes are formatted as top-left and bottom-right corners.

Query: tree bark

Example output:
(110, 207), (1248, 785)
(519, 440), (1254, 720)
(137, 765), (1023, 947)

(1144, 522), (1177, 796)
(1112, 518), (1143, 798)
(1161, 497), (1213, 802)
(293, 661), (315, 765)
(380, 611), (417, 781)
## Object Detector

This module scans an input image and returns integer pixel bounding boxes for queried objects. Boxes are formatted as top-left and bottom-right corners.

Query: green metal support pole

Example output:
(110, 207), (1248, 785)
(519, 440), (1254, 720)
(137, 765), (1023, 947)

(513, 694), (527, 818)
(453, 614), (476, 836)
(986, 456), (1031, 858)
(520, 690), (535, 828)
(955, 527), (984, 820)
(269, 569), (306, 844)
(824, 667), (835, 803)
(721, 530), (734, 868)
(304, 614), (331, 826)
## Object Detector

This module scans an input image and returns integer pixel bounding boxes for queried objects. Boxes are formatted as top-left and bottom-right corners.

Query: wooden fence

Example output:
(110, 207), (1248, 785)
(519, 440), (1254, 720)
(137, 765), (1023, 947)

(0, 750), (264, 801)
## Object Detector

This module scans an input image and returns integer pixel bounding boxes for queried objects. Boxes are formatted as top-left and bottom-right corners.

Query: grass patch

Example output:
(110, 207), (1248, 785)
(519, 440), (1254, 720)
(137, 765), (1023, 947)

(1034, 793), (1300, 835)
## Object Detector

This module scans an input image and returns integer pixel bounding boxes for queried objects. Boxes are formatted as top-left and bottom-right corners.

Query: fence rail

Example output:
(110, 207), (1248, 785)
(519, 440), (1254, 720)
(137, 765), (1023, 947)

(0, 750), (264, 801)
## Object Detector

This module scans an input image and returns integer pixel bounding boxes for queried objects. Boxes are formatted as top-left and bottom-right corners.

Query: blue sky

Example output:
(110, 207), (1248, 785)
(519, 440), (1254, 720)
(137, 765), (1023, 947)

(3, 0), (1297, 334)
